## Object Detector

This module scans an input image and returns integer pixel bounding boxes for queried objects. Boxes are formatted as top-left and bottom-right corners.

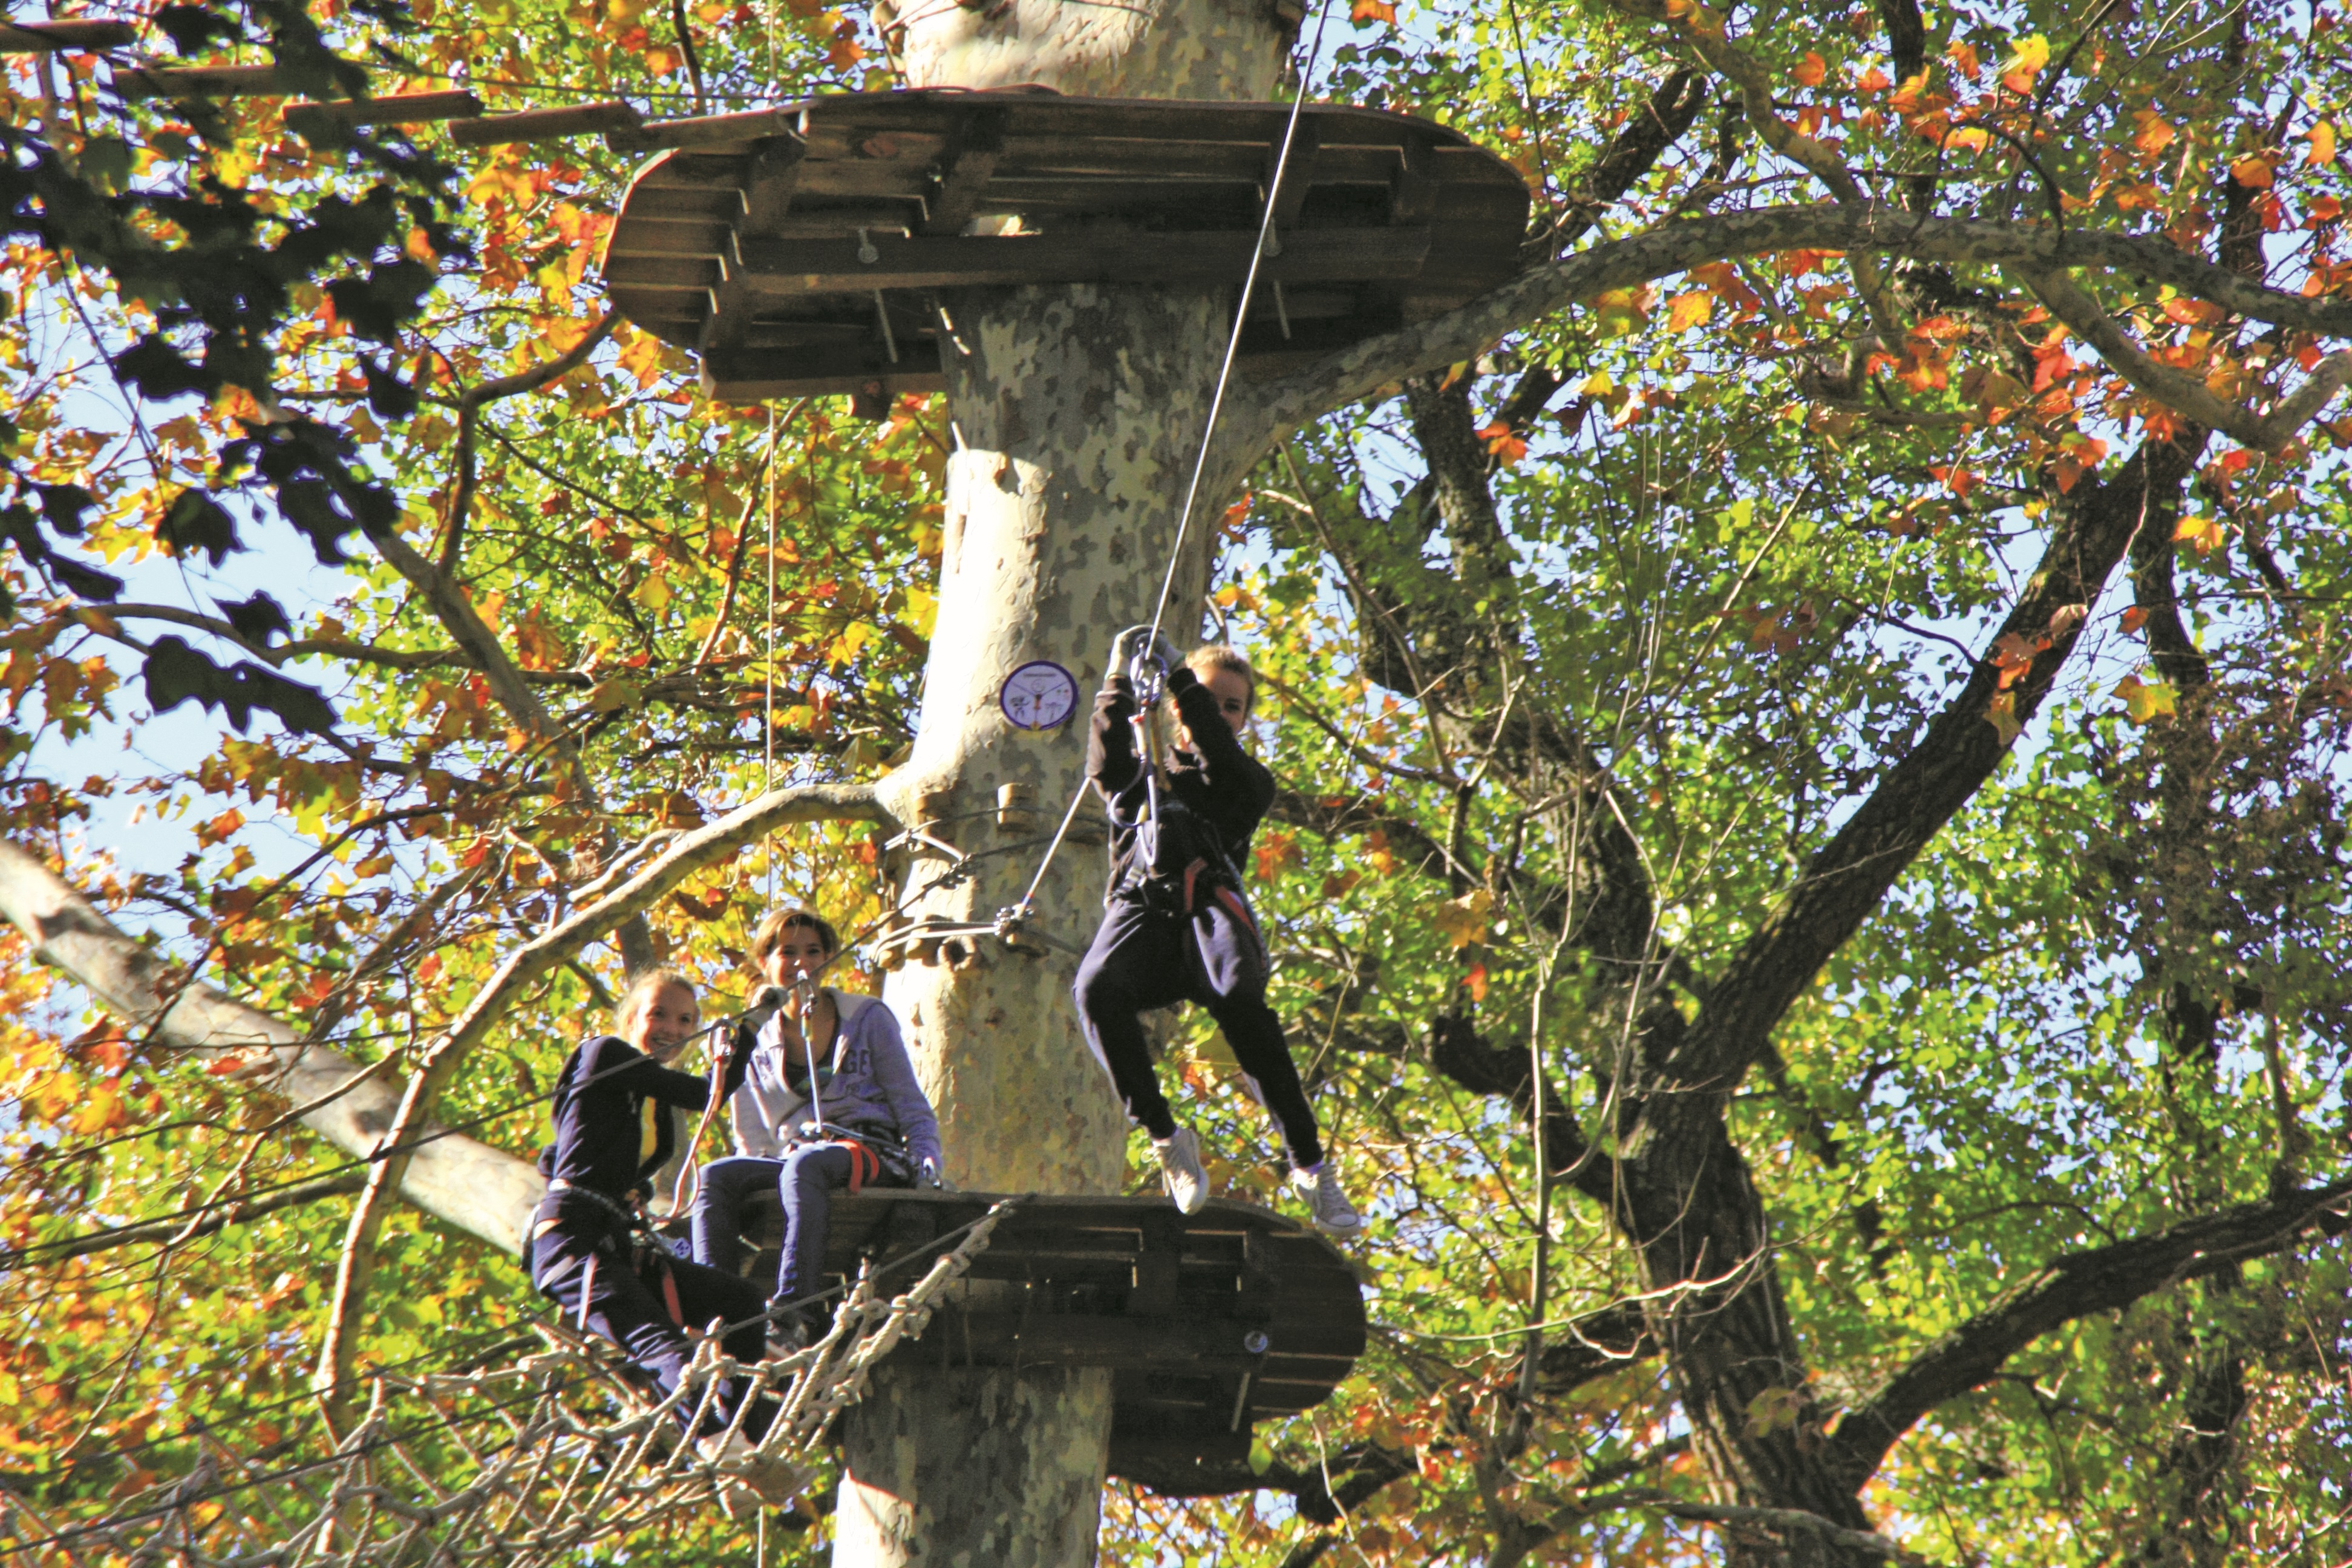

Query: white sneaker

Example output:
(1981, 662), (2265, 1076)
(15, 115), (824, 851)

(1154, 1128), (1211, 1215)
(1290, 1163), (1364, 1239)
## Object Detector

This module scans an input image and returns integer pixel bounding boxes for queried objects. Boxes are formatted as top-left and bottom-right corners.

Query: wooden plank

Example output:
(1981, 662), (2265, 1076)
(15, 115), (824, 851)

(742, 138), (808, 235)
(604, 253), (723, 290)
(114, 64), (286, 99)
(1266, 119), (1320, 226)
(620, 184), (748, 222)
(607, 218), (737, 260)
(284, 91), (483, 139)
(632, 150), (757, 188)
(450, 100), (641, 146)
(728, 226), (1429, 293)
(0, 19), (137, 50)
(621, 107), (803, 151)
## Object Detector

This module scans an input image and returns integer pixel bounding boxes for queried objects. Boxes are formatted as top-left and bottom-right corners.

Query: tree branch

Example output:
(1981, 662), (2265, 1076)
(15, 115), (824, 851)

(1826, 1175), (2352, 1486)
(1658, 430), (2206, 1098)
(309, 776), (892, 1421)
(2026, 265), (2352, 451)
(0, 840), (544, 1254)
(1236, 206), (2352, 444)
(15, 1169), (368, 1265)
(440, 310), (619, 574)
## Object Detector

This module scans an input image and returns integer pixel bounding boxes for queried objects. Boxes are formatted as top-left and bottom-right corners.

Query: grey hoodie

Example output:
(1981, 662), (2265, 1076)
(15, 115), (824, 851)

(727, 989), (942, 1172)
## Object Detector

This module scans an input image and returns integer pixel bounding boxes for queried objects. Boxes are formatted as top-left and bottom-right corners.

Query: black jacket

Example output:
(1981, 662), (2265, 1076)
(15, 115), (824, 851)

(1086, 664), (1276, 892)
(536, 1033), (750, 1203)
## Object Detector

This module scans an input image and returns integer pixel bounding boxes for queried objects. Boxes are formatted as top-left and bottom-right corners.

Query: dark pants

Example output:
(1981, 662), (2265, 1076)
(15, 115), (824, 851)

(775, 1143), (913, 1307)
(1073, 886), (1323, 1170)
(530, 1204), (775, 1438)
(690, 1154), (786, 1281)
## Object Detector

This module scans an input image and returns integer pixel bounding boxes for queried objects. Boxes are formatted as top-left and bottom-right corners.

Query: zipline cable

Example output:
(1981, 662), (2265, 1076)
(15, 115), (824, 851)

(1144, 0), (1336, 646)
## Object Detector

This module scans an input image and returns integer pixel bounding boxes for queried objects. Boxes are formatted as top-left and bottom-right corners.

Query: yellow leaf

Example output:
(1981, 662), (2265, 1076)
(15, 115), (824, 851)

(1431, 888), (1494, 950)
(1793, 51), (1827, 88)
(2173, 513), (2224, 554)
(2311, 121), (2339, 167)
(635, 572), (673, 612)
(1984, 690), (2022, 746)
(1999, 34), (2050, 91)
(1943, 126), (1989, 153)
(2114, 673), (2178, 724)
(1667, 290), (1715, 332)
(70, 1084), (122, 1135)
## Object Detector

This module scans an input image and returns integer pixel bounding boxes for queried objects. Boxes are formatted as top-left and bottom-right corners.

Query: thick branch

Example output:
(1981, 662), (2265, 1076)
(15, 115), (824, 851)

(0, 839), (544, 1254)
(1238, 206), (2352, 444)
(1827, 1175), (2352, 1486)
(1660, 431), (2205, 1096)
(1607, 0), (1909, 342)
(2027, 267), (2352, 451)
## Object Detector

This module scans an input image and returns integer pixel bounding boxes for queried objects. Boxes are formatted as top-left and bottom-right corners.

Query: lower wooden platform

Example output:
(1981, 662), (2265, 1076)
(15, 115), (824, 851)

(733, 1187), (1365, 1485)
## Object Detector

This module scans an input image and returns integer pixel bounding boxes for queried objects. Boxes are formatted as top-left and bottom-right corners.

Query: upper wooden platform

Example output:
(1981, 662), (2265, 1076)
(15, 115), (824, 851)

(737, 1186), (1366, 1486)
(598, 90), (1530, 403)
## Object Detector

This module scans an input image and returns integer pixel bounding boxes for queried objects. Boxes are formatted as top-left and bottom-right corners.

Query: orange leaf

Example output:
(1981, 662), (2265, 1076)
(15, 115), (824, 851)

(1478, 420), (1529, 465)
(2132, 110), (2176, 158)
(1856, 67), (1890, 93)
(1465, 962), (1489, 1004)
(1350, 0), (1395, 22)
(2229, 154), (2275, 189)
(2310, 121), (2338, 167)
(1793, 51), (1827, 87)
(1667, 290), (1716, 332)
(2120, 606), (2149, 633)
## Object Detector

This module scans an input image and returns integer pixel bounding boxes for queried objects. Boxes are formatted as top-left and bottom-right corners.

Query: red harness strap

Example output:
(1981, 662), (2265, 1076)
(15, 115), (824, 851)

(829, 1138), (882, 1195)
(1210, 883), (1261, 941)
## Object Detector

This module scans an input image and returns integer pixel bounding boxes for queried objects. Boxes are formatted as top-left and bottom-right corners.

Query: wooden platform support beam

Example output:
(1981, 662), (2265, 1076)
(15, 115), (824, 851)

(0, 19), (138, 51)
(285, 91), (483, 139)
(449, 99), (643, 146)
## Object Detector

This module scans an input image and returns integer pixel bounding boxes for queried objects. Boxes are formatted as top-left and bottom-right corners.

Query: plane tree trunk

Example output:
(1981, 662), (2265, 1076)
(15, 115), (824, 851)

(834, 5), (1289, 1563)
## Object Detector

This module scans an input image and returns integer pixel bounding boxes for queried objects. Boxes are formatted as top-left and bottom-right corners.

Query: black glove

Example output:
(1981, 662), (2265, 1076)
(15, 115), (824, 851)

(1108, 624), (1155, 673)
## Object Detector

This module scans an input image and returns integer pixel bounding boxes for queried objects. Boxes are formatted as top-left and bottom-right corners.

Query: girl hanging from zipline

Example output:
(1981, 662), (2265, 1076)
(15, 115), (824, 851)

(1074, 628), (1365, 1238)
(528, 969), (776, 1447)
(687, 907), (944, 1347)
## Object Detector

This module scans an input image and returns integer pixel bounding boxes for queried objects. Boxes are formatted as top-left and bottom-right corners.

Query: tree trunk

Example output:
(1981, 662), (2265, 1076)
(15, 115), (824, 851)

(833, 7), (1288, 1560)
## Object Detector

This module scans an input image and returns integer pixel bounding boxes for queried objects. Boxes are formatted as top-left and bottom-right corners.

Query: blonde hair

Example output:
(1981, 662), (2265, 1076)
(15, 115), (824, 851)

(748, 907), (840, 971)
(613, 967), (697, 1036)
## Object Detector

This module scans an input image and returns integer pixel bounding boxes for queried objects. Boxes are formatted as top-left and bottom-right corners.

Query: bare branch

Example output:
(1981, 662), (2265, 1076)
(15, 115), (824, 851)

(440, 311), (619, 574)
(1828, 1175), (2352, 1486)
(12, 1170), (368, 1266)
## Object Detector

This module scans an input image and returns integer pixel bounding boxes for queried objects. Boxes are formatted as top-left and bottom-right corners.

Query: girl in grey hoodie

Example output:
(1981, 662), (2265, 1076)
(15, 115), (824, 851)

(688, 907), (943, 1341)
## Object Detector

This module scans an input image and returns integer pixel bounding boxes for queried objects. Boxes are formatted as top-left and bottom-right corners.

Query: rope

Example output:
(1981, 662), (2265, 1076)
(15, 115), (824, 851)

(1144, 0), (1336, 644)
(2, 1203), (1018, 1564)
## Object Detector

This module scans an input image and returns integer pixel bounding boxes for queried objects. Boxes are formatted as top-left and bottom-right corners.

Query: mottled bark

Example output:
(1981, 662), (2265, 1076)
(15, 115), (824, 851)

(834, 5), (1288, 1558)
